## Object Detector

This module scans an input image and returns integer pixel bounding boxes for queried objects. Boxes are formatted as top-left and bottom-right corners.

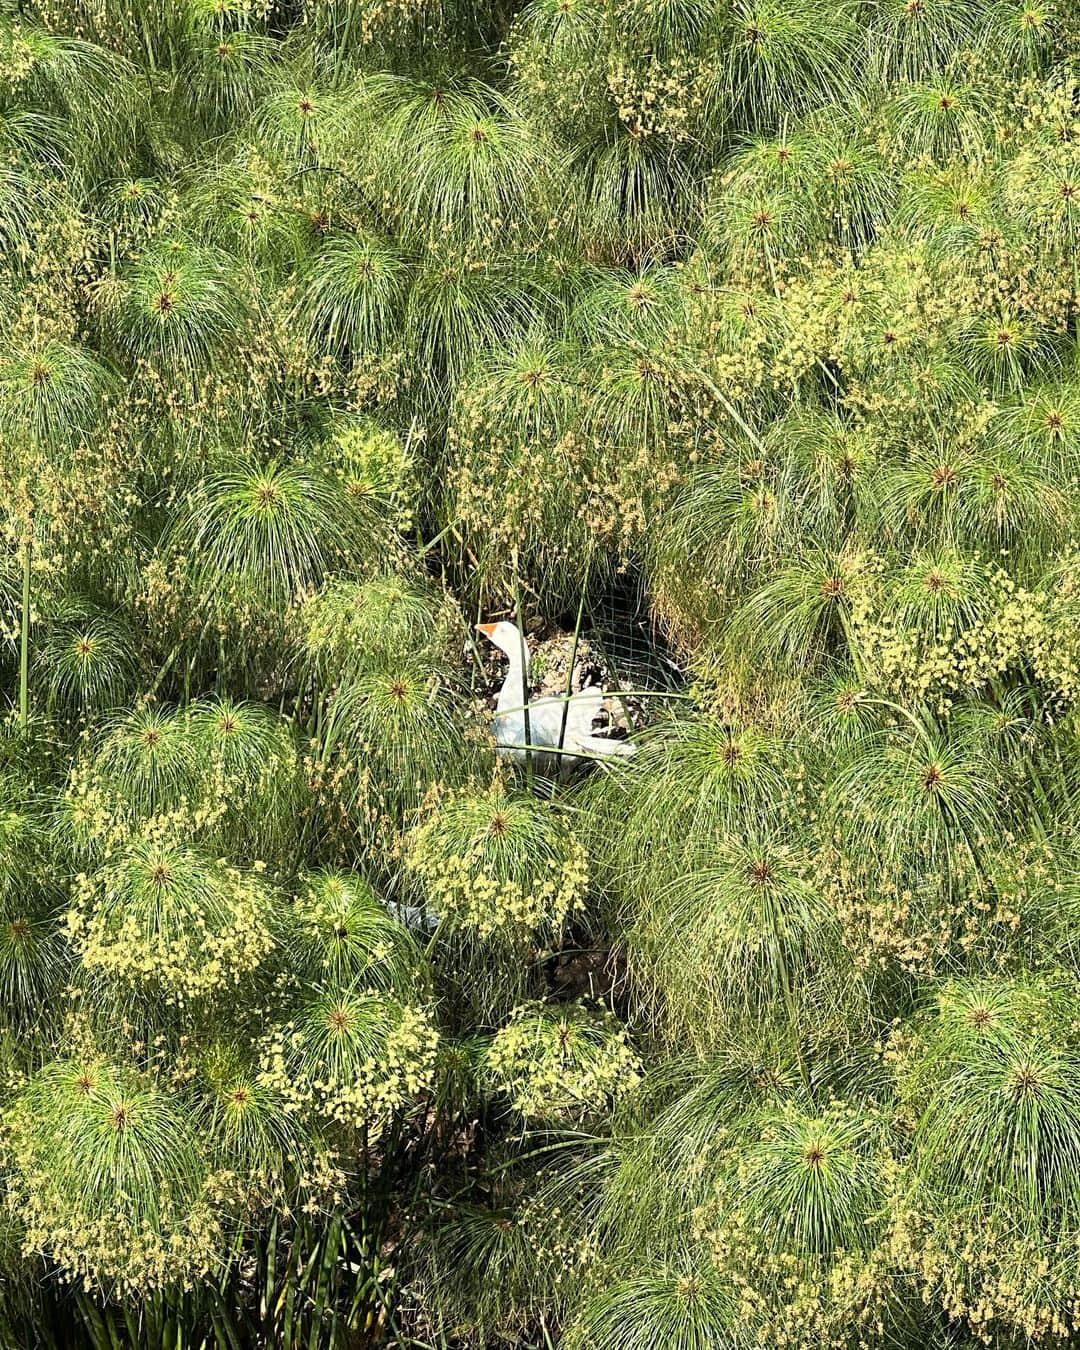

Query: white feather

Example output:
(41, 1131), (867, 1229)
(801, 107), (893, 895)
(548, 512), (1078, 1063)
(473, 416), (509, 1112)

(477, 621), (636, 776)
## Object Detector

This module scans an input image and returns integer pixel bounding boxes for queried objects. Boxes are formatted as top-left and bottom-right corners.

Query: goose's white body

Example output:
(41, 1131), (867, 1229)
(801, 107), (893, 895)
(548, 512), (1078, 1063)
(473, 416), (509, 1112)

(477, 621), (636, 776)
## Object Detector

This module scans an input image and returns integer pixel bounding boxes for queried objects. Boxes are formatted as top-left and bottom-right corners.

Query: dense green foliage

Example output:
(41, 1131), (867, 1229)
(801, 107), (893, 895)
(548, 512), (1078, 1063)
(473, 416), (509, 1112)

(0, 0), (1079, 1346)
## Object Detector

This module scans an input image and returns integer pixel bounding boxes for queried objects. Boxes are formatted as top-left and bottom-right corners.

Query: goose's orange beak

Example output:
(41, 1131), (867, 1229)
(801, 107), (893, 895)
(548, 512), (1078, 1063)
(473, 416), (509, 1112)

(476, 622), (498, 637)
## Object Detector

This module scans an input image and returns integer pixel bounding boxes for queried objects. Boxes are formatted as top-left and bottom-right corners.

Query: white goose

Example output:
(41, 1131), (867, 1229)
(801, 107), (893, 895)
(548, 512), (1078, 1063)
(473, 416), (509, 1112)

(476, 620), (636, 775)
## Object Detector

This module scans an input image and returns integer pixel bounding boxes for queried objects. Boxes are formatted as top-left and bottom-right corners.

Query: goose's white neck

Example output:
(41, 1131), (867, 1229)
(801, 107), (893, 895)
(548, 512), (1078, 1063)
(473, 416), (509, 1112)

(499, 634), (530, 677)
(485, 623), (531, 674)
(487, 624), (531, 711)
